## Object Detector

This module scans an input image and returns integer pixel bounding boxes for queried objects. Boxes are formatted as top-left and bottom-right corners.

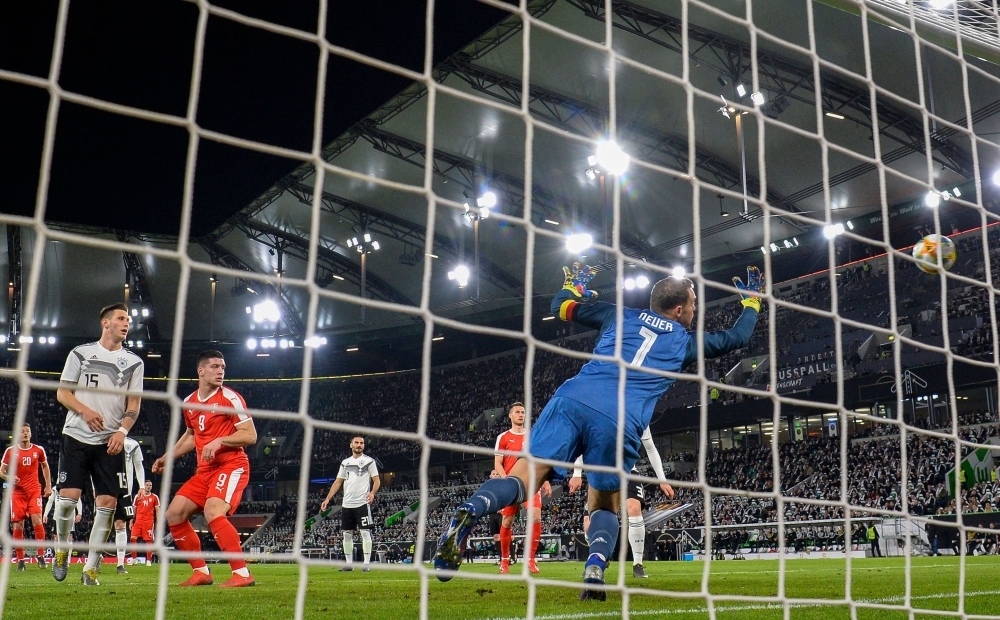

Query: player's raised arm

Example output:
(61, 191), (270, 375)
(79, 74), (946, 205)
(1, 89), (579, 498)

(683, 266), (764, 366)
(551, 263), (616, 332)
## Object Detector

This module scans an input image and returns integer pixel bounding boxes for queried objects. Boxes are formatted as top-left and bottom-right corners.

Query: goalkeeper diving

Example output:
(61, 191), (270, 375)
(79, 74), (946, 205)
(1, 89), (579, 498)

(434, 264), (764, 599)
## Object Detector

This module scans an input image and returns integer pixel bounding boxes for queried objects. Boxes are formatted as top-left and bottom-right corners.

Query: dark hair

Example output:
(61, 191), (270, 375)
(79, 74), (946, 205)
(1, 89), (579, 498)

(650, 277), (694, 315)
(197, 350), (225, 366)
(509, 402), (524, 413)
(21, 423), (29, 429)
(100, 303), (128, 321)
(351, 435), (365, 443)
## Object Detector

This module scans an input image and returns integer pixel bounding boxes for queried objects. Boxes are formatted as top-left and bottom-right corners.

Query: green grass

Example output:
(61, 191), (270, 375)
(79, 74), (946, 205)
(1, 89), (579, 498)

(2, 557), (998, 620)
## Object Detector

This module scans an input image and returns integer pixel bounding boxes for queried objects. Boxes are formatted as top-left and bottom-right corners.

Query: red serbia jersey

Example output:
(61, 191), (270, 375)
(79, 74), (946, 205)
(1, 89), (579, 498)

(2, 444), (46, 494)
(182, 386), (252, 467)
(494, 429), (527, 475)
(134, 493), (159, 522)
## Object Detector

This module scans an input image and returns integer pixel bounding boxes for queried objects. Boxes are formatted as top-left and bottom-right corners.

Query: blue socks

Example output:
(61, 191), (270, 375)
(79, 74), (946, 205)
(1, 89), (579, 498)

(585, 509), (618, 568)
(463, 477), (526, 516)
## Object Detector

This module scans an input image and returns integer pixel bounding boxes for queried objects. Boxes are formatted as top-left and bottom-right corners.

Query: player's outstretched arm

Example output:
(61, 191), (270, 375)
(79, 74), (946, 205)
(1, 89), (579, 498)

(551, 263), (615, 331)
(682, 266), (764, 366)
(640, 427), (674, 499)
(151, 428), (196, 474)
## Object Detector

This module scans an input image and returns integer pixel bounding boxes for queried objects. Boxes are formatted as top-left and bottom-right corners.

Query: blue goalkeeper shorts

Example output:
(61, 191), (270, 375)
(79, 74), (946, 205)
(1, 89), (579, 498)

(529, 396), (642, 492)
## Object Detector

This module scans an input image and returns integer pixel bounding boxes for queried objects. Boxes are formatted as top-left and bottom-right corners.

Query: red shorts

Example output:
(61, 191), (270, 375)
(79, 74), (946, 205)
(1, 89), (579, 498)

(11, 489), (42, 522)
(131, 520), (154, 541)
(500, 491), (542, 517)
(176, 456), (249, 515)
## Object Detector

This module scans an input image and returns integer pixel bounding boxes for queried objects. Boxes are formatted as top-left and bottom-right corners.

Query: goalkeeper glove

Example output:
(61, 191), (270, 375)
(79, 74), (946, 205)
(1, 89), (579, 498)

(733, 266), (765, 312)
(562, 263), (598, 299)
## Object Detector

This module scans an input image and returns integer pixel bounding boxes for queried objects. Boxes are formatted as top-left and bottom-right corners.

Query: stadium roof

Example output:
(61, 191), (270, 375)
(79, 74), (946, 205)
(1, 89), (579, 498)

(3, 0), (1000, 352)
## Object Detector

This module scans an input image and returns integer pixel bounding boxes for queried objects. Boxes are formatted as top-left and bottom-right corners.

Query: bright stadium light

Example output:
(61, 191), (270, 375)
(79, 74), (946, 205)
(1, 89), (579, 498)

(37, 336), (47, 344)
(448, 265), (470, 288)
(736, 84), (747, 98)
(304, 336), (328, 348)
(477, 191), (497, 210)
(823, 223), (845, 239)
(953, 187), (962, 197)
(136, 341), (143, 349)
(247, 338), (257, 350)
(636, 275), (650, 288)
(993, 170), (1000, 186)
(595, 140), (630, 175)
(279, 339), (289, 349)
(672, 266), (686, 279)
(624, 278), (636, 290)
(565, 233), (593, 254)
(130, 308), (138, 317)
(925, 192), (940, 208)
(750, 92), (765, 106)
(252, 299), (281, 323)
(141, 307), (149, 317)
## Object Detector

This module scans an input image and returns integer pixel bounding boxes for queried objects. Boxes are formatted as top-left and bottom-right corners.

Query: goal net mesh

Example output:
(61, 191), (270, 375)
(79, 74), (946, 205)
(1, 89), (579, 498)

(1, 0), (1000, 618)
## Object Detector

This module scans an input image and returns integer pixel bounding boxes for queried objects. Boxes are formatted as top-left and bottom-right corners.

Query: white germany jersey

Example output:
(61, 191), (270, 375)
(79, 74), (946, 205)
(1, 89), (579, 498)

(336, 454), (379, 509)
(60, 342), (144, 445)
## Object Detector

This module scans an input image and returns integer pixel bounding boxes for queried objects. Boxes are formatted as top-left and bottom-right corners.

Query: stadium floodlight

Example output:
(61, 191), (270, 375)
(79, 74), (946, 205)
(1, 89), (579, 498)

(245, 306), (251, 314)
(130, 308), (138, 317)
(760, 246), (767, 254)
(750, 92), (765, 106)
(47, 336), (55, 345)
(304, 336), (327, 348)
(846, 221), (854, 230)
(37, 336), (46, 344)
(477, 191), (497, 210)
(953, 187), (962, 197)
(372, 241), (380, 250)
(136, 341), (143, 349)
(364, 233), (372, 243)
(736, 83), (747, 98)
(565, 233), (593, 254)
(448, 265), (470, 288)
(141, 307), (149, 317)
(246, 338), (257, 350)
(672, 266), (686, 279)
(279, 339), (289, 349)
(18, 335), (32, 344)
(595, 140), (630, 175)
(823, 223), (845, 239)
(925, 192), (940, 208)
(624, 278), (636, 290)
(252, 299), (281, 323)
(636, 275), (650, 288)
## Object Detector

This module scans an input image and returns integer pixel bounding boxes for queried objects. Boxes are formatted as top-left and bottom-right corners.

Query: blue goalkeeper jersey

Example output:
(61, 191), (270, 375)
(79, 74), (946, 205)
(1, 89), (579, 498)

(549, 288), (758, 430)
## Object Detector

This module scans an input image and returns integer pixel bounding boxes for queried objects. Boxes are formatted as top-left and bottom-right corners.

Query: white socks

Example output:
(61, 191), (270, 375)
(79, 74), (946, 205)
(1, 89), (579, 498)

(54, 497), (77, 545)
(361, 530), (373, 565)
(115, 528), (127, 566)
(628, 516), (645, 566)
(343, 531), (354, 564)
(84, 507), (115, 571)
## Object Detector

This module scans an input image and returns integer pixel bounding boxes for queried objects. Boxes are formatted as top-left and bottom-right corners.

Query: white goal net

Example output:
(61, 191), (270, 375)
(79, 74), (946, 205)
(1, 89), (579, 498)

(1, 0), (1000, 619)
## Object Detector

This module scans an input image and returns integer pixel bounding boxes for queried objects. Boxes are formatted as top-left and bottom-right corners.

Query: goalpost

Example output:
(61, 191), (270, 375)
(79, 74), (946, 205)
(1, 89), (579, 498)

(1, 0), (999, 618)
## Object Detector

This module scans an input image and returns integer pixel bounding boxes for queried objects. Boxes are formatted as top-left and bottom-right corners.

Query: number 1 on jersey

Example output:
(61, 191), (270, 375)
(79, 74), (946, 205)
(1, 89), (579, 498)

(631, 327), (658, 366)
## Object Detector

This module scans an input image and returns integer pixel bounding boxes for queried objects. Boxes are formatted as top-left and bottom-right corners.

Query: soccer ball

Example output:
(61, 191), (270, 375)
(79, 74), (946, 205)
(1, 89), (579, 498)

(912, 234), (956, 274)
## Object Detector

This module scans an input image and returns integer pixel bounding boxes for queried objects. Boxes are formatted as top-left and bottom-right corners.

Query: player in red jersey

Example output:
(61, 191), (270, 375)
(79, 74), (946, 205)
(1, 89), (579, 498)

(152, 350), (257, 588)
(494, 402), (550, 575)
(1, 423), (52, 570)
(130, 480), (159, 566)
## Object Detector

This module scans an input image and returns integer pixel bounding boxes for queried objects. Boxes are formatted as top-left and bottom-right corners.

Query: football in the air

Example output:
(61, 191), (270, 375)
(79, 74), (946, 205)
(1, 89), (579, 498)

(912, 234), (956, 274)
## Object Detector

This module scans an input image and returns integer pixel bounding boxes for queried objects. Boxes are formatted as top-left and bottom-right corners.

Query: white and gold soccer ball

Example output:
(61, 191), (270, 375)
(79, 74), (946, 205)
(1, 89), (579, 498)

(912, 234), (957, 274)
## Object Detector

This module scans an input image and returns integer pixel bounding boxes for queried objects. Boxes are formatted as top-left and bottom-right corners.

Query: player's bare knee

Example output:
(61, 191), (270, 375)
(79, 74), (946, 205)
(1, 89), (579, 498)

(95, 494), (117, 510)
(204, 499), (230, 522)
(626, 499), (642, 518)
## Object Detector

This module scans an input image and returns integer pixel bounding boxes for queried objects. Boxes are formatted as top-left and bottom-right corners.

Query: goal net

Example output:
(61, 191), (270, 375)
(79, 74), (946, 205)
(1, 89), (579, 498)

(1, 0), (1000, 618)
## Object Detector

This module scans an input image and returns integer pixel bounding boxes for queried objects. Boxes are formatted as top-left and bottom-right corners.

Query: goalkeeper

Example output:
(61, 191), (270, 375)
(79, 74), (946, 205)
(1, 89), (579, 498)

(434, 265), (763, 598)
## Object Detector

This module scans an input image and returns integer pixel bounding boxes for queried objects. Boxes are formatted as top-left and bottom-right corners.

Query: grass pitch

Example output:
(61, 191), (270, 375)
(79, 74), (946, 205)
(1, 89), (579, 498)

(2, 557), (997, 620)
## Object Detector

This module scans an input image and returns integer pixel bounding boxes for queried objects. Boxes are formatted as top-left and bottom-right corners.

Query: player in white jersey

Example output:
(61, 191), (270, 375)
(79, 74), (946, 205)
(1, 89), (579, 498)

(108, 437), (145, 573)
(52, 302), (144, 585)
(569, 426), (673, 578)
(320, 436), (381, 572)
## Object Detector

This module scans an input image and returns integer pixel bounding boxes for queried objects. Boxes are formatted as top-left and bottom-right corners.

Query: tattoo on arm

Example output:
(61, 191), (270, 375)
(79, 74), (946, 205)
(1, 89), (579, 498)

(124, 410), (139, 421)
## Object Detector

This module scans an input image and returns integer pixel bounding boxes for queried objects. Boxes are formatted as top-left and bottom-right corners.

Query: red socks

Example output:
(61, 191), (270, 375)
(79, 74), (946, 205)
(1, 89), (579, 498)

(33, 524), (45, 557)
(13, 528), (23, 561)
(499, 526), (512, 560)
(130, 536), (138, 562)
(208, 516), (246, 572)
(168, 521), (207, 570)
(529, 521), (541, 560)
